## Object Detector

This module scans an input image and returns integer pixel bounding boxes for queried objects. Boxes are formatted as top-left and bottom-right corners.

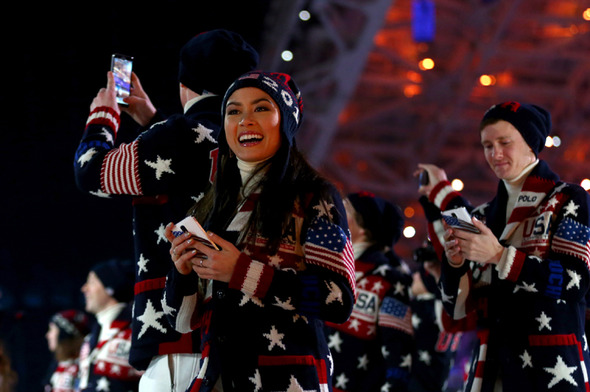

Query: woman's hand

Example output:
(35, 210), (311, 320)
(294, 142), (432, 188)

(165, 223), (241, 282)
(444, 218), (504, 265)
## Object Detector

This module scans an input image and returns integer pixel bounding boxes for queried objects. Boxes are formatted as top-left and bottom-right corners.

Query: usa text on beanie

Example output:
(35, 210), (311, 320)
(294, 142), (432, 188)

(481, 101), (551, 156)
(178, 29), (259, 96)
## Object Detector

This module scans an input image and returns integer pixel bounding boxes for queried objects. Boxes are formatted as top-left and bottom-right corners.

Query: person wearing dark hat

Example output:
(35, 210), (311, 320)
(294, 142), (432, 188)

(44, 309), (91, 392)
(322, 191), (413, 392)
(72, 29), (259, 391)
(162, 70), (356, 391)
(415, 101), (590, 391)
(78, 259), (142, 392)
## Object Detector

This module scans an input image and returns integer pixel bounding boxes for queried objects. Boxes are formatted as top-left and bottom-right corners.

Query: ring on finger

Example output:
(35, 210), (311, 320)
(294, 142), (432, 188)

(199, 259), (204, 267)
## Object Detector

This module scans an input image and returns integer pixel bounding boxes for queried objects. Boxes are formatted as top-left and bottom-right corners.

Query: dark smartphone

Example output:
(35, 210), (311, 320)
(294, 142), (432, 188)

(111, 53), (133, 106)
(419, 170), (430, 186)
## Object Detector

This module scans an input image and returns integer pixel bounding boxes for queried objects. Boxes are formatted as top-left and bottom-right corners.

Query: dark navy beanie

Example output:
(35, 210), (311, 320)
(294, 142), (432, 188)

(221, 71), (304, 147)
(178, 29), (259, 95)
(481, 101), (551, 156)
(91, 259), (135, 303)
(348, 191), (405, 248)
(51, 309), (91, 341)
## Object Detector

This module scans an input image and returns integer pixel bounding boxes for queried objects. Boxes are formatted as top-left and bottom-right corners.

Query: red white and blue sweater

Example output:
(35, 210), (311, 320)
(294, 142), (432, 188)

(163, 189), (356, 391)
(425, 160), (590, 392)
(73, 97), (221, 370)
(324, 246), (414, 391)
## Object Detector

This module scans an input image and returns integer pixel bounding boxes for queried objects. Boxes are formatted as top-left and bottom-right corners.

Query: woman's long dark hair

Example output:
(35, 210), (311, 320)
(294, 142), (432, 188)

(189, 138), (337, 254)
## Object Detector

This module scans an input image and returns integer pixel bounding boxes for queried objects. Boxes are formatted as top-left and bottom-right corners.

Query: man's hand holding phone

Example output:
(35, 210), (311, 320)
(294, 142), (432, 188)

(90, 72), (120, 114)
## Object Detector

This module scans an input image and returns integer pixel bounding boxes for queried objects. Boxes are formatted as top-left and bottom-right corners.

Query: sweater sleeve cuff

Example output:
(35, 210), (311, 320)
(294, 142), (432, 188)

(229, 253), (275, 298)
(86, 106), (121, 136)
(495, 245), (526, 282)
(429, 180), (460, 210)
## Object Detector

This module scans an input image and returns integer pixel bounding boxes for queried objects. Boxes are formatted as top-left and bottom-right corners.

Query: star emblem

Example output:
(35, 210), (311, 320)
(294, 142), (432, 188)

(313, 201), (334, 220)
(78, 148), (97, 167)
(412, 313), (422, 329)
(160, 292), (176, 316)
(544, 196), (560, 211)
(520, 350), (533, 368)
(239, 293), (264, 307)
(137, 254), (149, 275)
(393, 281), (406, 295)
(96, 376), (111, 391)
(325, 281), (344, 305)
(439, 285), (454, 303)
(535, 311), (552, 331)
(357, 354), (369, 370)
(249, 369), (262, 392)
(513, 281), (538, 293)
(273, 296), (295, 311)
(348, 318), (361, 332)
(328, 331), (343, 353)
(136, 299), (167, 338)
(268, 254), (283, 268)
(144, 155), (175, 180)
(418, 350), (431, 365)
(283, 375), (316, 392)
(100, 128), (114, 144)
(192, 124), (217, 144)
(154, 223), (167, 244)
(544, 355), (578, 388)
(263, 325), (286, 351)
(373, 264), (392, 276)
(563, 200), (579, 217)
(566, 269), (581, 290)
(381, 345), (390, 359)
(335, 372), (349, 389)
(371, 280), (384, 293)
(400, 353), (412, 368)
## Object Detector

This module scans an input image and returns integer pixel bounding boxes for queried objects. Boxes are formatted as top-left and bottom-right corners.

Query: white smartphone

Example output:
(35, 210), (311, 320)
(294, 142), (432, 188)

(441, 207), (480, 234)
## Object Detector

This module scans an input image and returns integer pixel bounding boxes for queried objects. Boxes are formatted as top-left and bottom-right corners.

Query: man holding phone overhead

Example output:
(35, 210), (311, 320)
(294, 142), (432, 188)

(73, 30), (259, 392)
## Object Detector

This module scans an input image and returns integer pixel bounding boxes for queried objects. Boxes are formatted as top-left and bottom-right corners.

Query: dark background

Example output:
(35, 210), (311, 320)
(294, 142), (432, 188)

(0, 3), (269, 390)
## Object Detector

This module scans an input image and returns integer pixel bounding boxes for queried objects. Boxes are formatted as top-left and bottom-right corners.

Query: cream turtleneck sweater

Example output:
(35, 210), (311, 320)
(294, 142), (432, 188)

(502, 159), (539, 222)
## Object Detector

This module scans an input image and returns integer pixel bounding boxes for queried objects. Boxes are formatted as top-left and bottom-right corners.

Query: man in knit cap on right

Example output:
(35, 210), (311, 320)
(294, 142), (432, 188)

(417, 101), (590, 391)
(73, 30), (259, 392)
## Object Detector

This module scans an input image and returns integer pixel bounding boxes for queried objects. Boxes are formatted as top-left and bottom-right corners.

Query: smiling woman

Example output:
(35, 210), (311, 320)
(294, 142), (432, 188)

(162, 71), (356, 391)
(224, 87), (282, 163)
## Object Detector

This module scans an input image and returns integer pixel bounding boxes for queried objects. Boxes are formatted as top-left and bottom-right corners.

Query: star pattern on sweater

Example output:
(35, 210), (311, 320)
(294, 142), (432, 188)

(89, 189), (111, 198)
(393, 281), (406, 295)
(100, 128), (114, 144)
(136, 299), (167, 338)
(348, 318), (361, 331)
(566, 269), (581, 290)
(564, 200), (580, 217)
(373, 264), (392, 276)
(335, 373), (349, 389)
(357, 354), (369, 370)
(325, 281), (344, 305)
(544, 355), (578, 388)
(313, 201), (334, 220)
(282, 375), (316, 392)
(439, 285), (454, 303)
(96, 376), (110, 391)
(160, 292), (176, 316)
(268, 254), (283, 268)
(513, 281), (538, 293)
(328, 331), (343, 353)
(273, 296), (295, 311)
(400, 353), (412, 368)
(412, 313), (422, 329)
(536, 311), (552, 331)
(144, 155), (175, 180)
(154, 223), (166, 244)
(192, 124), (217, 144)
(78, 148), (97, 167)
(137, 254), (149, 275)
(520, 350), (533, 368)
(249, 369), (262, 392)
(240, 293), (264, 308)
(264, 325), (286, 351)
(418, 350), (431, 365)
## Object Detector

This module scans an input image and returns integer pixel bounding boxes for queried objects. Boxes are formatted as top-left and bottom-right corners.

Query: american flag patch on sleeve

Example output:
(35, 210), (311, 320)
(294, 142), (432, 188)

(553, 217), (590, 269)
(378, 296), (413, 335)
